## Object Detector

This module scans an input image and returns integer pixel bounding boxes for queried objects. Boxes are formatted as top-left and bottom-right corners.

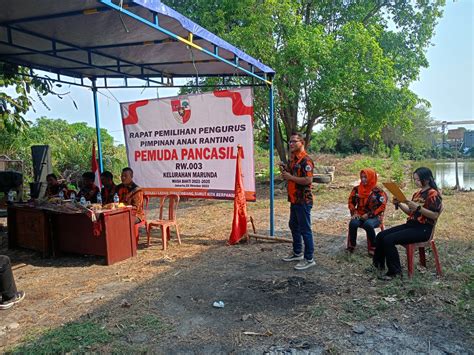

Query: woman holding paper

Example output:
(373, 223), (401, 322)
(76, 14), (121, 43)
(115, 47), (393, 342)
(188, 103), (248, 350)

(347, 168), (387, 254)
(373, 167), (442, 279)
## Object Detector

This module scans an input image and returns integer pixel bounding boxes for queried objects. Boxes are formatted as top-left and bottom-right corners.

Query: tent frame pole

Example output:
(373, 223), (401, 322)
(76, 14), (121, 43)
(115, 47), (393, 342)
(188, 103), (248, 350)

(99, 0), (271, 85)
(92, 79), (104, 172)
(269, 81), (275, 236)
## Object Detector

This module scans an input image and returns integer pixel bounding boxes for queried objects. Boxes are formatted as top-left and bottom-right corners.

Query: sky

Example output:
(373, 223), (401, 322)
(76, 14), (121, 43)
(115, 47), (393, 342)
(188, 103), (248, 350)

(19, 0), (474, 145)
(409, 0), (473, 126)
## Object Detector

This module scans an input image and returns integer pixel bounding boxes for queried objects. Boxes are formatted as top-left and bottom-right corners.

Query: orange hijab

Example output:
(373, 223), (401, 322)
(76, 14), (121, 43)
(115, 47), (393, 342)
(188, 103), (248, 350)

(358, 168), (377, 199)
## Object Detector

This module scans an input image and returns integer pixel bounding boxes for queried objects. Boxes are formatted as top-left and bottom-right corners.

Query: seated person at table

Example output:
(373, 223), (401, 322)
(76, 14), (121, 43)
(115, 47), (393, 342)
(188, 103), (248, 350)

(0, 255), (25, 310)
(373, 167), (442, 280)
(44, 173), (69, 199)
(100, 171), (116, 205)
(77, 171), (100, 203)
(116, 167), (144, 223)
(347, 168), (387, 254)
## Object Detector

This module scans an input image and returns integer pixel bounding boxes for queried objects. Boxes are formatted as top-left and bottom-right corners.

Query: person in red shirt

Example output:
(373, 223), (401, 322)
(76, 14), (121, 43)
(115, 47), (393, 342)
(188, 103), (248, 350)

(77, 171), (100, 203)
(347, 168), (387, 254)
(280, 133), (316, 271)
(100, 171), (116, 205)
(44, 173), (69, 199)
(373, 167), (442, 280)
(116, 167), (144, 223)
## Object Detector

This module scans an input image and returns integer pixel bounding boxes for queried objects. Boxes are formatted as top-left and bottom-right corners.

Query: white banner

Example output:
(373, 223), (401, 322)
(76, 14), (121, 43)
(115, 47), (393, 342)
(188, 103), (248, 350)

(120, 88), (256, 201)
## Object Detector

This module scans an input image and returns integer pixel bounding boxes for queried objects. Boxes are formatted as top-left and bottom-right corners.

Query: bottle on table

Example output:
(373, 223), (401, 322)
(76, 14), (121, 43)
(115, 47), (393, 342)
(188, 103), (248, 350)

(58, 190), (64, 200)
(97, 192), (102, 205)
(70, 192), (76, 201)
(80, 196), (86, 206)
(113, 193), (119, 209)
(7, 190), (15, 203)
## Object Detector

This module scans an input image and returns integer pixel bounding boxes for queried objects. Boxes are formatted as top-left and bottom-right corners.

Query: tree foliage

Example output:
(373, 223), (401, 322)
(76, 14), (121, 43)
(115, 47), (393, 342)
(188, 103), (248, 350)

(382, 105), (440, 159)
(0, 62), (56, 132)
(0, 118), (127, 185)
(166, 0), (445, 161)
(311, 105), (440, 159)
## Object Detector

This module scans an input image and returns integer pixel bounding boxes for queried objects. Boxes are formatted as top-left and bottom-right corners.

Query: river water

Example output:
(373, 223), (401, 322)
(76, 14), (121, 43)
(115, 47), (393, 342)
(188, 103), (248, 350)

(412, 160), (474, 189)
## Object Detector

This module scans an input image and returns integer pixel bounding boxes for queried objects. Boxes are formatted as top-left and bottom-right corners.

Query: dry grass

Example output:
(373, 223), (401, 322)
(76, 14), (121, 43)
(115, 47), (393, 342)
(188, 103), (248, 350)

(1, 154), (473, 352)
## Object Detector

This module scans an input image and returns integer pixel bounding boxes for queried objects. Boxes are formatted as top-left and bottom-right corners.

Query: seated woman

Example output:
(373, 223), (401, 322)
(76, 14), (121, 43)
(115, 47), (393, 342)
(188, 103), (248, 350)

(44, 173), (69, 199)
(373, 167), (442, 280)
(347, 168), (387, 254)
(77, 171), (100, 203)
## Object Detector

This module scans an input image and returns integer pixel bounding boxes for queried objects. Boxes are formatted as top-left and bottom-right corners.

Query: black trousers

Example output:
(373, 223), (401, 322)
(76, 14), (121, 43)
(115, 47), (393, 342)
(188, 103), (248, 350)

(0, 255), (17, 302)
(373, 223), (432, 275)
(348, 217), (380, 247)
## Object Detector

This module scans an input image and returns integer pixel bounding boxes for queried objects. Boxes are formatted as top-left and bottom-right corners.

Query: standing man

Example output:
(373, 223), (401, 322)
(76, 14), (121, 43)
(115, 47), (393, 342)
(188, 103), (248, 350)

(116, 167), (144, 223)
(280, 133), (316, 270)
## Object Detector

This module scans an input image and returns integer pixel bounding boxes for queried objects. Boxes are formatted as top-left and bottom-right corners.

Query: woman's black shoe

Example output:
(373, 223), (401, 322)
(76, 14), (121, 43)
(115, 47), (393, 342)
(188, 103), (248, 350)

(378, 272), (402, 281)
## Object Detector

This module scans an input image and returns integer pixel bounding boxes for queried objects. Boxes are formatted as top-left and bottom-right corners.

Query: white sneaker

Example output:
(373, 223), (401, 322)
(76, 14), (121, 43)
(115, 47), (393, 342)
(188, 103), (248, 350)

(0, 291), (25, 310)
(282, 253), (304, 262)
(294, 259), (316, 270)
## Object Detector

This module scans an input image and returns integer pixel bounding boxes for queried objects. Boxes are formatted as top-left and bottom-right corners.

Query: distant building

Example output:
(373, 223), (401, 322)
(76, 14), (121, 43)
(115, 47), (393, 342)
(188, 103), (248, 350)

(465, 130), (474, 149)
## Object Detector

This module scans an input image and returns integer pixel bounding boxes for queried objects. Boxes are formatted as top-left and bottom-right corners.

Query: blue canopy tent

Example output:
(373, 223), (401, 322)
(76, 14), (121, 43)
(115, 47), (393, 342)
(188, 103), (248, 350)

(0, 0), (277, 235)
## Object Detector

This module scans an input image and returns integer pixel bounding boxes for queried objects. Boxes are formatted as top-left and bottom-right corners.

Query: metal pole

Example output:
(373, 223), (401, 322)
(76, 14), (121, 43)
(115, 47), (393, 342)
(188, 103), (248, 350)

(442, 122), (447, 156)
(269, 82), (275, 236)
(92, 79), (104, 172)
(454, 138), (460, 190)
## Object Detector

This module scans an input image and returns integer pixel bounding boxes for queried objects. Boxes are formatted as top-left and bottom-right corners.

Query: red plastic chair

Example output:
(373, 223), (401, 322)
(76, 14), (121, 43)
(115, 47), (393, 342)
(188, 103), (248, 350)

(146, 194), (181, 250)
(403, 208), (443, 278)
(134, 195), (149, 246)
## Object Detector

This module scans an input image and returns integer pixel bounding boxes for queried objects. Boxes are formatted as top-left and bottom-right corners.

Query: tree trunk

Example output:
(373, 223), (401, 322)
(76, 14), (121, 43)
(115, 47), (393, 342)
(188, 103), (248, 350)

(304, 117), (318, 148)
(274, 120), (287, 163)
(303, 110), (323, 149)
(277, 88), (299, 161)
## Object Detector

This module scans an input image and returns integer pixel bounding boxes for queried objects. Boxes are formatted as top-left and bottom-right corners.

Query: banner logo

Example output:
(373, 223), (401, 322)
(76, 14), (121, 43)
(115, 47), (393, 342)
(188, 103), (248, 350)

(171, 97), (191, 124)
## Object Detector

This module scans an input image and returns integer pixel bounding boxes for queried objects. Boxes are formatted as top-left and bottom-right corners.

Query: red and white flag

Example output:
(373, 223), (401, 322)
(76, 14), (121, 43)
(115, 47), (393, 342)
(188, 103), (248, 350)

(92, 142), (101, 188)
(228, 145), (248, 245)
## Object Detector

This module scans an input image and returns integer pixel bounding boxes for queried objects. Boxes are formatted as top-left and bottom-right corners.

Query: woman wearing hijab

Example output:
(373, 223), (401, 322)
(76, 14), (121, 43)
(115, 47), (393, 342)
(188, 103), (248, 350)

(373, 167), (442, 280)
(347, 169), (387, 254)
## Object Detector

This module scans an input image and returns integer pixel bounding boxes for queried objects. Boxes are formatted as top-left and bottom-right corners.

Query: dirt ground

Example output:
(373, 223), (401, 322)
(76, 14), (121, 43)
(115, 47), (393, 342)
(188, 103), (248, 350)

(0, 159), (473, 353)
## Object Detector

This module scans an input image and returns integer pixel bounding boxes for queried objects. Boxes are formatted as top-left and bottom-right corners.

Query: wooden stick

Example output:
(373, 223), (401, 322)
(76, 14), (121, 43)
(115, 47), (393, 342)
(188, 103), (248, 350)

(248, 233), (292, 243)
(12, 263), (27, 271)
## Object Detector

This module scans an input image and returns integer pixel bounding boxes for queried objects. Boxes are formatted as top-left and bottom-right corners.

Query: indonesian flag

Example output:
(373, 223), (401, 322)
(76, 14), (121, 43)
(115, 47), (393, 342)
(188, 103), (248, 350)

(228, 145), (248, 245)
(92, 142), (101, 188)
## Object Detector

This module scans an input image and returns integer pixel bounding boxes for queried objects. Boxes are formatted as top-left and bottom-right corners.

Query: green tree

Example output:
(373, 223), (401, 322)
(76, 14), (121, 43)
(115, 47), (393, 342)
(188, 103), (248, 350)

(166, 0), (445, 161)
(0, 62), (55, 132)
(390, 144), (404, 183)
(382, 105), (440, 159)
(310, 126), (339, 153)
(323, 105), (439, 157)
(0, 117), (127, 185)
